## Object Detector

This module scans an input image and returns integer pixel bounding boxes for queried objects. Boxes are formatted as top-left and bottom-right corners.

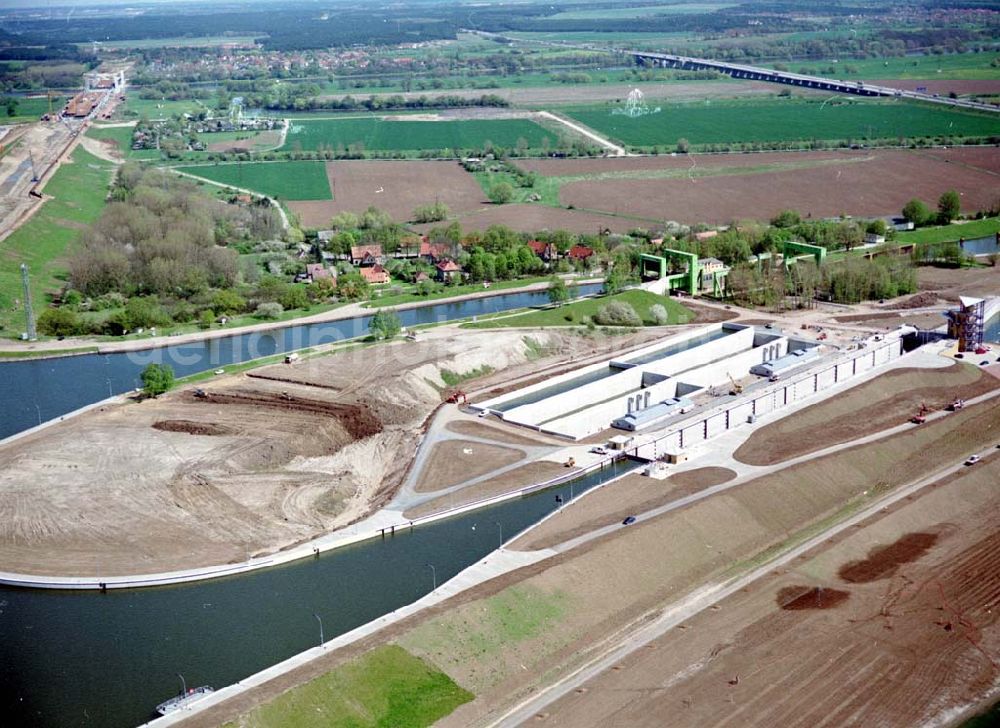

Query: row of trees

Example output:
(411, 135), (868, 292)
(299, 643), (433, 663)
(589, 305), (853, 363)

(902, 189), (962, 227)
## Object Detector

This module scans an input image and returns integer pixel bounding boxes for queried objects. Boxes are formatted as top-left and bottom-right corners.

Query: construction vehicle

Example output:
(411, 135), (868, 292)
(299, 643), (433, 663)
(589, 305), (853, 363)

(446, 389), (467, 404)
(564, 457), (576, 468)
(910, 402), (929, 424)
(727, 372), (743, 395)
(947, 398), (965, 411)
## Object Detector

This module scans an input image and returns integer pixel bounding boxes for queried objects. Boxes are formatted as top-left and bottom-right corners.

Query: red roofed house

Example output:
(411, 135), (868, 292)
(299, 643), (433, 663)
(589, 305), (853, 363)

(527, 240), (557, 262)
(567, 245), (595, 262)
(350, 244), (384, 266)
(419, 241), (453, 262)
(435, 259), (462, 283)
(306, 263), (334, 282)
(360, 264), (390, 284)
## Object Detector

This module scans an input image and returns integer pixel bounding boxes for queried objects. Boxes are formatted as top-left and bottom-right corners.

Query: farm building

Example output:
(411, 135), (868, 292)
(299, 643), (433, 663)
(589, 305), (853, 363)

(436, 259), (462, 282)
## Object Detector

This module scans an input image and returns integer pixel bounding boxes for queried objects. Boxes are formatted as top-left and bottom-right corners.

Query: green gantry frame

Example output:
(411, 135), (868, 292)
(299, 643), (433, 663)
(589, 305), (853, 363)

(640, 250), (698, 295)
(782, 240), (827, 267)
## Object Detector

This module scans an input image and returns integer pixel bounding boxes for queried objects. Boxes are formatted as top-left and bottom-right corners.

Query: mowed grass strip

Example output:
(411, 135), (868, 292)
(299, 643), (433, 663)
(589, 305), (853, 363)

(174, 161), (332, 200)
(0, 146), (113, 336)
(896, 216), (1000, 245)
(221, 645), (472, 728)
(564, 98), (1000, 147)
(282, 116), (557, 152)
(465, 290), (694, 329)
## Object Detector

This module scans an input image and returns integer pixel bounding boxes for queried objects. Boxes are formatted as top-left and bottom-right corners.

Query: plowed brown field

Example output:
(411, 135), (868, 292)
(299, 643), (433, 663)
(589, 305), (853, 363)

(556, 148), (1000, 223)
(287, 160), (485, 227)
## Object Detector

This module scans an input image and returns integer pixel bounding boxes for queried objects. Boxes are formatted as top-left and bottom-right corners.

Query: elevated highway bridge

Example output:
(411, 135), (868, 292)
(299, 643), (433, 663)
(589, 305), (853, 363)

(629, 51), (999, 113)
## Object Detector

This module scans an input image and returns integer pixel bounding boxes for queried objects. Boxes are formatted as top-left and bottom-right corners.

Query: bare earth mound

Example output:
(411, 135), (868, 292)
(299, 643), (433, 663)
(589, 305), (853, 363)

(0, 328), (573, 576)
(735, 363), (998, 466)
(287, 160), (484, 227)
(512, 467), (737, 552)
(413, 439), (525, 493)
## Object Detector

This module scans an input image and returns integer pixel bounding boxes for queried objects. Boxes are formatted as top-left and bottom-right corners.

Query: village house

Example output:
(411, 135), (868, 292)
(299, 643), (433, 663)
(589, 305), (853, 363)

(527, 240), (558, 262)
(566, 245), (595, 264)
(359, 264), (390, 285)
(419, 240), (454, 263)
(435, 259), (462, 283)
(351, 244), (384, 267)
(305, 263), (334, 282)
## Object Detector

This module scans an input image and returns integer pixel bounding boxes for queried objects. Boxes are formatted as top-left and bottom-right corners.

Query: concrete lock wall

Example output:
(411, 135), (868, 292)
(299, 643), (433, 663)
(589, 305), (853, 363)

(541, 377), (680, 439)
(705, 412), (727, 438)
(645, 327), (753, 377)
(504, 367), (647, 426)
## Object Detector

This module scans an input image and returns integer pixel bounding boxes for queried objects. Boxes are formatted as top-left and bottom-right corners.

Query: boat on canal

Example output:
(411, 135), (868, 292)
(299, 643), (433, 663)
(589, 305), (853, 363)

(155, 675), (214, 715)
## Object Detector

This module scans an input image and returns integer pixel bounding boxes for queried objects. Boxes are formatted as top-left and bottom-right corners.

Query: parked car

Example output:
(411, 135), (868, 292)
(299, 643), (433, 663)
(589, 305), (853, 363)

(965, 455), (980, 466)
(589, 446), (608, 455)
(622, 515), (636, 526)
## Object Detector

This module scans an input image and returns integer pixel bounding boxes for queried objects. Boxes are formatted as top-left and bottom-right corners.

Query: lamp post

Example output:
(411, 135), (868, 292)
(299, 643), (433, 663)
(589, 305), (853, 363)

(427, 563), (436, 590)
(313, 613), (324, 648)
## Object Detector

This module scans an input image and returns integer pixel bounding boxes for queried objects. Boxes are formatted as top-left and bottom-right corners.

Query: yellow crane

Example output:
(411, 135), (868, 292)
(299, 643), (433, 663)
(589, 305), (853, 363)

(727, 372), (743, 395)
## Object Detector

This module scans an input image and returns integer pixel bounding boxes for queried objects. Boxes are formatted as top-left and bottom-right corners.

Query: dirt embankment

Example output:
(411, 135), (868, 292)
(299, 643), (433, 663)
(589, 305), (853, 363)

(735, 362), (999, 466)
(537, 456), (1000, 728)
(511, 467), (737, 552)
(0, 327), (599, 577)
(413, 440), (526, 493)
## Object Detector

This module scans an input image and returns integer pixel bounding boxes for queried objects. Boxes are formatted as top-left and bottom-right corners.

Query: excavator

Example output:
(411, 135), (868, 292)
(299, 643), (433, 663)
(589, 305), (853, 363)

(727, 372), (743, 396)
(446, 389), (467, 405)
(911, 402), (930, 424)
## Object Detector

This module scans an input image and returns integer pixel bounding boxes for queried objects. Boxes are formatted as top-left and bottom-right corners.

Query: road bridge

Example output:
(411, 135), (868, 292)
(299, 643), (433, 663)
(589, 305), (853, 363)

(630, 50), (1000, 113)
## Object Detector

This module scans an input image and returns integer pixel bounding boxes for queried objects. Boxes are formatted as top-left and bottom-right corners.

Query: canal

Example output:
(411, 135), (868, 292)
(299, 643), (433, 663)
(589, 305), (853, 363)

(0, 458), (640, 728)
(0, 283), (602, 441)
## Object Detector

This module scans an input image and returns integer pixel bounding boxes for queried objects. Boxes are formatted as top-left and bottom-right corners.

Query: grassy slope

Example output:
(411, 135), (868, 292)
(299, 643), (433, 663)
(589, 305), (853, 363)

(564, 98), (999, 148)
(465, 289), (694, 328)
(221, 645), (472, 728)
(282, 117), (558, 152)
(85, 125), (161, 161)
(896, 216), (1000, 245)
(4, 96), (66, 124)
(773, 51), (1000, 81)
(174, 161), (332, 200)
(0, 146), (113, 336)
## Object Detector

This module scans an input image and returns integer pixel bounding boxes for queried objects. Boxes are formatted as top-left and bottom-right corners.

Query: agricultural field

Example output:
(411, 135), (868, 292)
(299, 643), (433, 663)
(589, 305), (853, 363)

(286, 160), (485, 226)
(4, 95), (65, 124)
(174, 160), (332, 200)
(281, 115), (558, 153)
(775, 51), (1000, 81)
(464, 290), (694, 329)
(515, 147), (1000, 225)
(82, 35), (262, 50)
(85, 125), (161, 161)
(548, 3), (737, 20)
(0, 147), (113, 335)
(115, 96), (207, 120)
(563, 97), (1000, 149)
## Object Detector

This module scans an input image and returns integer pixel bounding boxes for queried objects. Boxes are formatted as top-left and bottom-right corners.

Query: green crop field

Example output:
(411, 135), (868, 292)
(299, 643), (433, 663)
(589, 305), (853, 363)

(549, 3), (736, 20)
(464, 290), (694, 329)
(4, 95), (65, 123)
(0, 147), (114, 337)
(117, 96), (207, 120)
(85, 125), (162, 160)
(564, 98), (1000, 149)
(220, 645), (472, 728)
(282, 116), (558, 152)
(774, 51), (1000, 81)
(174, 161), (332, 200)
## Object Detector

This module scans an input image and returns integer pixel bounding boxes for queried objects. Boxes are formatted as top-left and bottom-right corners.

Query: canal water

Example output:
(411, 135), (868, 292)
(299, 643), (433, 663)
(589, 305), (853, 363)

(0, 283), (602, 441)
(0, 458), (640, 728)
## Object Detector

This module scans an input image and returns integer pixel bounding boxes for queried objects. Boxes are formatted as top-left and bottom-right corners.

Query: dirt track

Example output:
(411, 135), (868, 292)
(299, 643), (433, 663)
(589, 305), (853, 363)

(413, 439), (526, 493)
(735, 362), (999, 466)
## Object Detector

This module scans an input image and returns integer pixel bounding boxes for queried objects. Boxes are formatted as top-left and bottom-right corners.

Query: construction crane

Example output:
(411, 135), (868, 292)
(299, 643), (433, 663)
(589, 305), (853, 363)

(727, 372), (743, 395)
